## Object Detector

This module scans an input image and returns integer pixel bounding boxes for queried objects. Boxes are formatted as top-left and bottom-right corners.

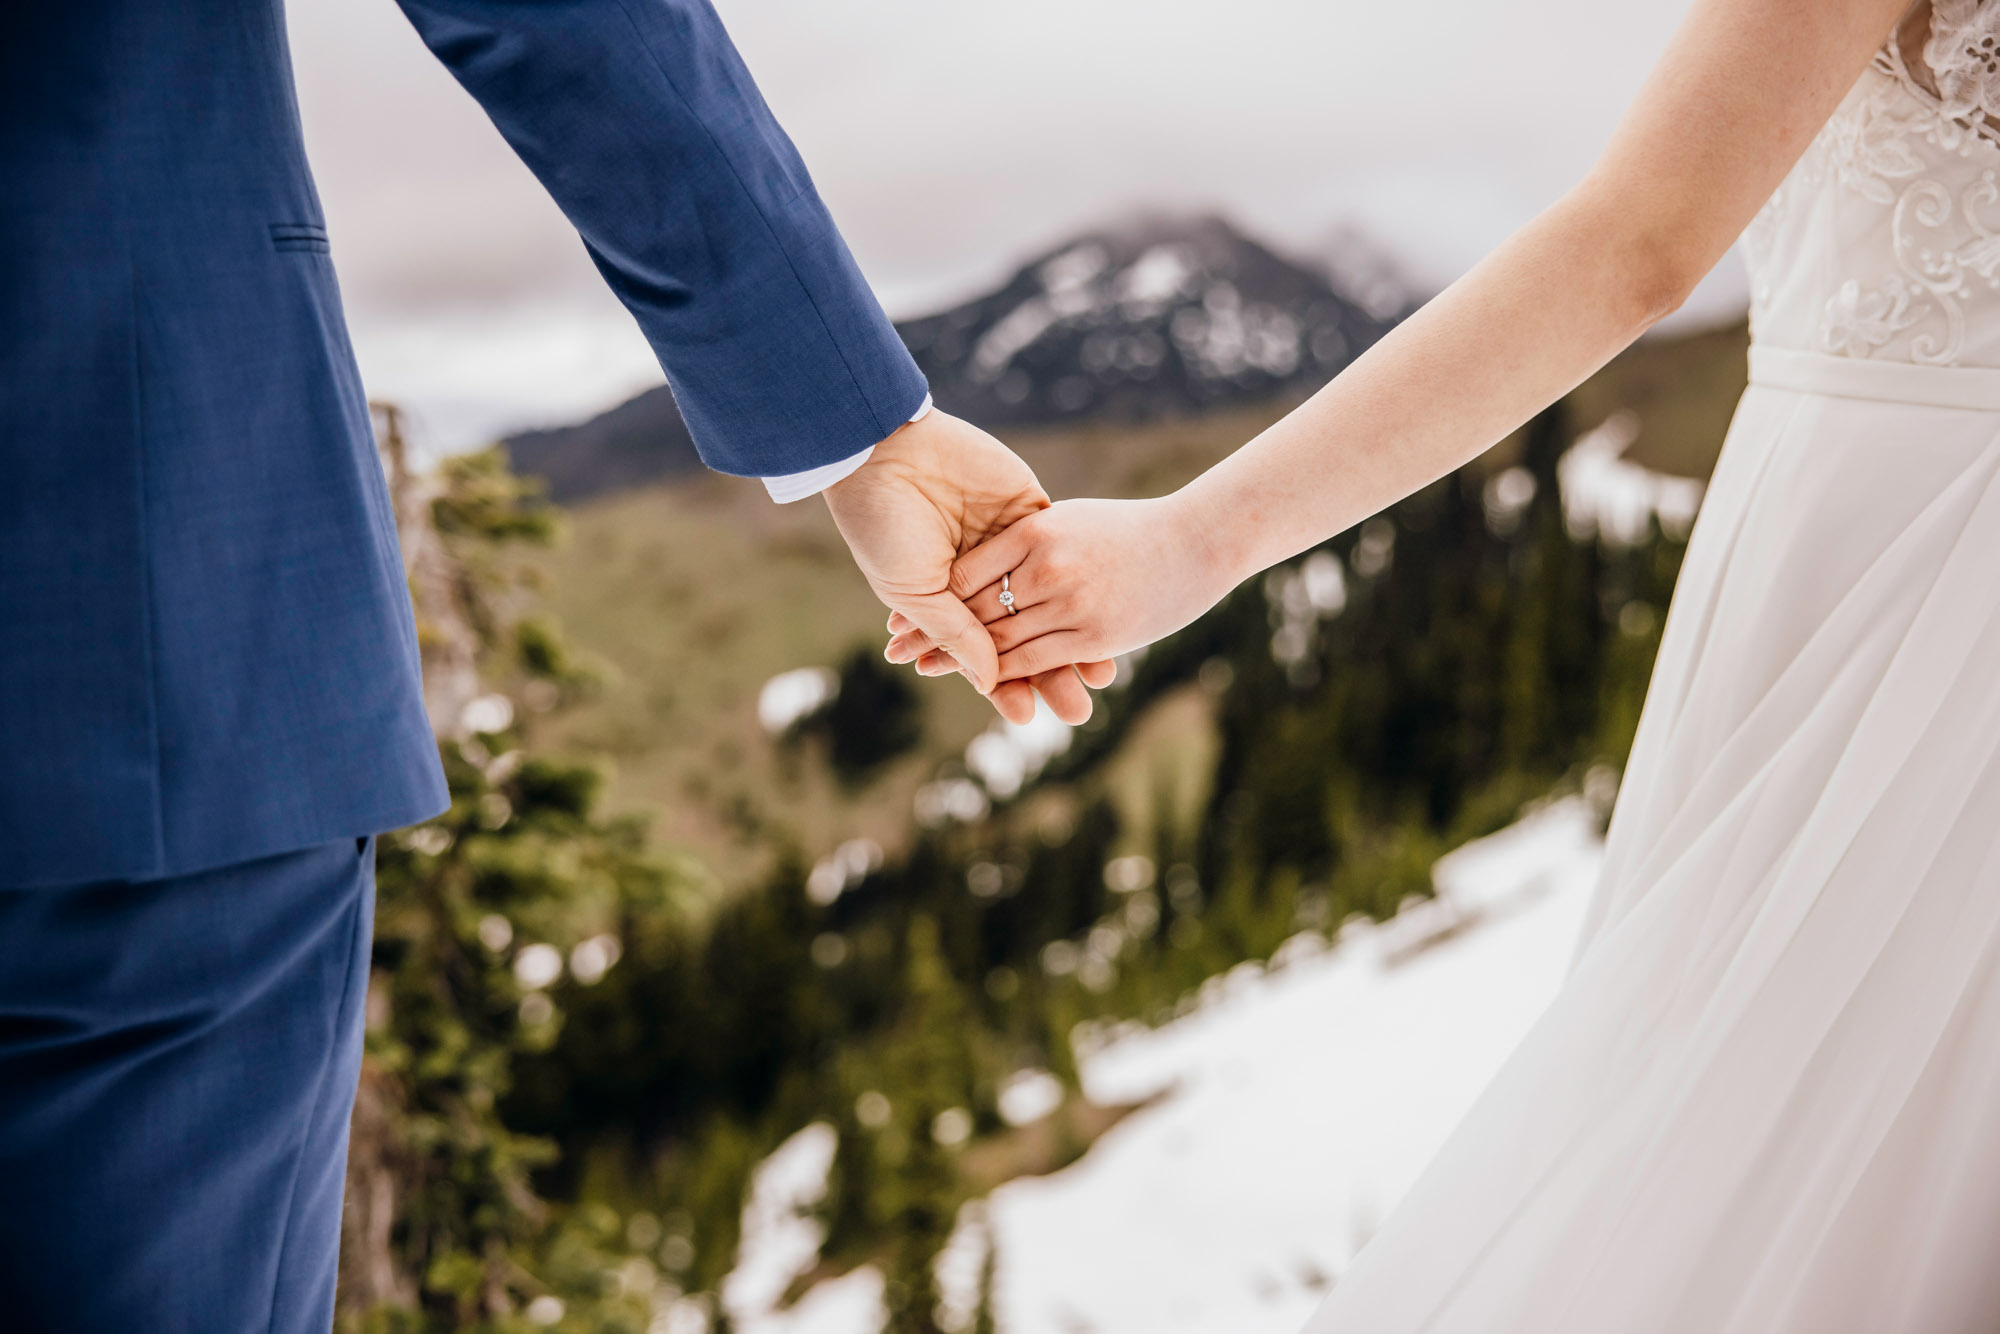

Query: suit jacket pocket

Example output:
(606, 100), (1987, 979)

(269, 222), (329, 254)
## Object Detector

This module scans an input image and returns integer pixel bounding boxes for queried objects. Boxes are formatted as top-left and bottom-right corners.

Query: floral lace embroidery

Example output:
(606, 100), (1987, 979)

(1823, 275), (1926, 355)
(1817, 145), (2000, 364)
(1762, 15), (2000, 363)
(1821, 82), (1929, 203)
(1744, 80), (1934, 326)
(1745, 5), (2000, 364)
(1925, 0), (2000, 127)
(1878, 16), (1997, 155)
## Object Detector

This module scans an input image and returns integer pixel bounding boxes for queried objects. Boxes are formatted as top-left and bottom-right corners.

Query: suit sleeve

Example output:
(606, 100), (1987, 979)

(391, 0), (928, 477)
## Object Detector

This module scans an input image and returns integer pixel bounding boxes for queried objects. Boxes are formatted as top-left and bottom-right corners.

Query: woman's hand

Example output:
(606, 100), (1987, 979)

(824, 408), (1095, 725)
(885, 494), (1246, 687)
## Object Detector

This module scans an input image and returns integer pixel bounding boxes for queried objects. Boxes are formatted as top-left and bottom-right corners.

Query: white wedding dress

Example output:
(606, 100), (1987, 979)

(1302, 6), (2000, 1331)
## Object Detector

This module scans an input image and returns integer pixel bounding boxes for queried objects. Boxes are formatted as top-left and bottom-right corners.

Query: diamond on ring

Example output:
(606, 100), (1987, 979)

(1000, 572), (1017, 614)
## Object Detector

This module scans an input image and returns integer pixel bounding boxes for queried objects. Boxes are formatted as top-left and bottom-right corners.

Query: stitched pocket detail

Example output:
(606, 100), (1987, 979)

(270, 222), (330, 254)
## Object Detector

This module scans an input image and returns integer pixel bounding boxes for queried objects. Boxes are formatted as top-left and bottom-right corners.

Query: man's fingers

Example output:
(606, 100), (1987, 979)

(1032, 667), (1093, 725)
(1077, 658), (1117, 689)
(996, 631), (1098, 683)
(950, 519), (1037, 602)
(906, 640), (1110, 695)
(891, 592), (1066, 659)
(896, 629), (1115, 701)
(989, 678), (1038, 724)
(886, 629), (936, 665)
(905, 650), (1089, 726)
(892, 591), (999, 694)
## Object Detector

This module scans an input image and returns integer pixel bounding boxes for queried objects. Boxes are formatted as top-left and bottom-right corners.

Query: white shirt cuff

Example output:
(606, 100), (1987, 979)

(761, 394), (933, 503)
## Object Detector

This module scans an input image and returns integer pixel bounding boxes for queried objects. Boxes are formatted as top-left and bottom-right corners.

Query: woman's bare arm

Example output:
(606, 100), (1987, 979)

(1178, 0), (1905, 578)
(897, 0), (1914, 682)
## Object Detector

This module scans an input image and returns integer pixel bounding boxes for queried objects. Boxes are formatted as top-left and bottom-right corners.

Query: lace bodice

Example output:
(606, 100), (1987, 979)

(1746, 1), (2000, 365)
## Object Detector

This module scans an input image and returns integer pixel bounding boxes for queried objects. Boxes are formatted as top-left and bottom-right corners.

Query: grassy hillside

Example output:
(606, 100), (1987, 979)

(525, 320), (1748, 881)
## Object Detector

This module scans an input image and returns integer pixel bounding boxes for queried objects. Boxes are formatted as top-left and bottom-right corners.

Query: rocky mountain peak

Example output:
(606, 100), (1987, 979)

(903, 214), (1399, 426)
(507, 215), (1406, 502)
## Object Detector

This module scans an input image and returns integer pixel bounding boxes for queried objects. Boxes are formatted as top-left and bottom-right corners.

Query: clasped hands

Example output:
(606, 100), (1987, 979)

(823, 408), (1239, 725)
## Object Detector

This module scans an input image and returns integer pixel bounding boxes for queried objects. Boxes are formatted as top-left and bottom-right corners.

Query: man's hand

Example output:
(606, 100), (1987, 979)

(821, 409), (1107, 725)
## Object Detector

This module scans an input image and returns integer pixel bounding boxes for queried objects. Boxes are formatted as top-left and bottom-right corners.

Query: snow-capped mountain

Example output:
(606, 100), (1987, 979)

(904, 215), (1399, 427)
(506, 217), (1405, 501)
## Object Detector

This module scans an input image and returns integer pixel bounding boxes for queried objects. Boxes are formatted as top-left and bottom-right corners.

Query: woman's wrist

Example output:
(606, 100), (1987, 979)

(1167, 476), (1263, 595)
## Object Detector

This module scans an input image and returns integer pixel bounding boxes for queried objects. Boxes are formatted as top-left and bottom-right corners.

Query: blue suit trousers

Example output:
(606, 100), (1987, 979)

(0, 838), (375, 1332)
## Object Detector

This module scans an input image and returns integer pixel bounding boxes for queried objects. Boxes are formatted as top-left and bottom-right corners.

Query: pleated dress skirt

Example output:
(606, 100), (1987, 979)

(1301, 345), (2000, 1334)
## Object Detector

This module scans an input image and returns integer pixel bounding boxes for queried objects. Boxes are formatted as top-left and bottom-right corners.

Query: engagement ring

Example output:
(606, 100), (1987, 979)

(1000, 572), (1017, 614)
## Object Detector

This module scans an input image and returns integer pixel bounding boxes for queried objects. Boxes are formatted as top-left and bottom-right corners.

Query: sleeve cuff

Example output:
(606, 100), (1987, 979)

(762, 394), (934, 503)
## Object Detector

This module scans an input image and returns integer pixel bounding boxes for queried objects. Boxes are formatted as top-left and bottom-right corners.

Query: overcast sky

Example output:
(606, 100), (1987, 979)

(288, 0), (1742, 451)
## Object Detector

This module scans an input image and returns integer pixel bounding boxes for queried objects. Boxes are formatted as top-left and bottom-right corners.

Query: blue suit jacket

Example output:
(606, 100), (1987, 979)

(0, 0), (927, 887)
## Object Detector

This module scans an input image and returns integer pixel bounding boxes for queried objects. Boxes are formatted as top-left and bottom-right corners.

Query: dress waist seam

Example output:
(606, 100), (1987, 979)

(1748, 346), (2000, 411)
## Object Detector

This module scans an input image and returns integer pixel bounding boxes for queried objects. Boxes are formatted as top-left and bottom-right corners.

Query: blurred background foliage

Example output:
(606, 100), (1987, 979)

(336, 305), (1726, 1330)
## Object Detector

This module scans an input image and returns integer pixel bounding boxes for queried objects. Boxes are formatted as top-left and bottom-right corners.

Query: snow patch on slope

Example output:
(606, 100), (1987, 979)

(732, 798), (1604, 1334)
